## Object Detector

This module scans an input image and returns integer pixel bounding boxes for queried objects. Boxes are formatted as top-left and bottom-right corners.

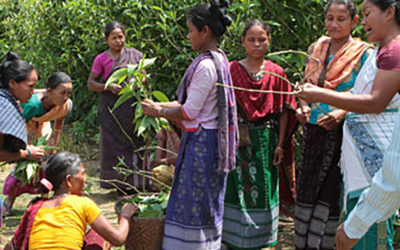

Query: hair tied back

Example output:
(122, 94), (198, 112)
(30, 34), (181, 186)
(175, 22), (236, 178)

(40, 178), (54, 191)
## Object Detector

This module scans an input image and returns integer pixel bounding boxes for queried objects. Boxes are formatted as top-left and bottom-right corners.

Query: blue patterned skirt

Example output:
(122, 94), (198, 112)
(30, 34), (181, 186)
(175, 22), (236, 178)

(162, 127), (227, 250)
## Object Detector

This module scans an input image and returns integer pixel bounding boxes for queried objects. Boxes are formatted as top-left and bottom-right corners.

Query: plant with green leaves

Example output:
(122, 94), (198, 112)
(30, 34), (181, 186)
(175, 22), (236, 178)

(104, 55), (172, 192)
(13, 136), (53, 186)
(104, 55), (170, 142)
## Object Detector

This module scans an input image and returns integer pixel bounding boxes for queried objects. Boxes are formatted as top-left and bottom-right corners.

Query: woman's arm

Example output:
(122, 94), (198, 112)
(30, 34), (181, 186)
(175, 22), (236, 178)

(90, 203), (137, 246)
(87, 72), (121, 94)
(0, 134), (44, 162)
(299, 69), (400, 113)
(50, 118), (64, 153)
(141, 99), (186, 121)
(273, 108), (288, 166)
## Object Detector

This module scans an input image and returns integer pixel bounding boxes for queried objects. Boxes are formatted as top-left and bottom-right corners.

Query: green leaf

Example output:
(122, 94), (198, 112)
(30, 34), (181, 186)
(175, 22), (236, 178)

(113, 91), (134, 110)
(151, 91), (169, 102)
(142, 57), (157, 69)
(104, 68), (128, 89)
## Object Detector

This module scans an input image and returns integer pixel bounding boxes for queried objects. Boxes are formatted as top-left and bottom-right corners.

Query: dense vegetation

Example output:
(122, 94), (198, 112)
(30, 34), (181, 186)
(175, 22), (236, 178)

(0, 0), (364, 138)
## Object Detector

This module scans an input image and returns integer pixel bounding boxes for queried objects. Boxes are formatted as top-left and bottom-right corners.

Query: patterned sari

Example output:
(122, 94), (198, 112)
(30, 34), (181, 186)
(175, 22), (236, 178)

(222, 60), (297, 249)
(341, 47), (400, 250)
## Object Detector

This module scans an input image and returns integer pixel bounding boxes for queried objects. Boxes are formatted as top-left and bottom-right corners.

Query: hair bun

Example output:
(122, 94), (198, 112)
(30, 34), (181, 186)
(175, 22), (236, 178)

(4, 51), (20, 62)
(222, 14), (232, 27)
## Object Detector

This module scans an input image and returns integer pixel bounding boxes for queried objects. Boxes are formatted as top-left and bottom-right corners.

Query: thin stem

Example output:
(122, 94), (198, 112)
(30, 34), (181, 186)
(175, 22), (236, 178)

(216, 82), (300, 95)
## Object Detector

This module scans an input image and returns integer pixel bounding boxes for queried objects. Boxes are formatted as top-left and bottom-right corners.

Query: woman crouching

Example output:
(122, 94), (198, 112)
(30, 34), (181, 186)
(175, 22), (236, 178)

(5, 152), (137, 249)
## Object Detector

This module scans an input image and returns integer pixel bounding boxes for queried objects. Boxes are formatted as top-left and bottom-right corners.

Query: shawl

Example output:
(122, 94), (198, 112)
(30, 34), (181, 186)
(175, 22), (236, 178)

(230, 60), (297, 121)
(176, 50), (238, 173)
(98, 48), (144, 148)
(0, 89), (27, 151)
(12, 198), (45, 250)
(305, 36), (373, 89)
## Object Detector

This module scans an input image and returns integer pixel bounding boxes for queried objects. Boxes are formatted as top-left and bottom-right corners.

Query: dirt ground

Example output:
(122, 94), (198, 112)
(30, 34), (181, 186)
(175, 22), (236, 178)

(0, 140), (295, 249)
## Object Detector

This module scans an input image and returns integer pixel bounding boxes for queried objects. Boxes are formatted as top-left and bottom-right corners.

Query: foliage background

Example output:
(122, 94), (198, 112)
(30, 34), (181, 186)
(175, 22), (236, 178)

(0, 0), (364, 137)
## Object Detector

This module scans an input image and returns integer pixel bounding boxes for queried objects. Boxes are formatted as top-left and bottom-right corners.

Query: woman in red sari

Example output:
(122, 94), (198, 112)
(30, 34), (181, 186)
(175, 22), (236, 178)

(222, 19), (297, 249)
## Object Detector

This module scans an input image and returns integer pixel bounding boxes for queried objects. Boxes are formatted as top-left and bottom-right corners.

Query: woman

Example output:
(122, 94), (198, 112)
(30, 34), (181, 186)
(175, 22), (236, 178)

(141, 0), (237, 248)
(0, 52), (45, 216)
(4, 152), (137, 249)
(221, 19), (297, 249)
(2, 72), (73, 215)
(87, 21), (145, 192)
(299, 0), (400, 248)
(295, 1), (373, 249)
(22, 71), (73, 151)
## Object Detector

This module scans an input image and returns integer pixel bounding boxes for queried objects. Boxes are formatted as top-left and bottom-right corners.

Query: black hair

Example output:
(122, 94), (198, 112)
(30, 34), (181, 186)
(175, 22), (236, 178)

(242, 19), (271, 38)
(40, 152), (82, 193)
(0, 51), (34, 89)
(187, 0), (232, 38)
(45, 72), (72, 89)
(368, 0), (400, 25)
(105, 21), (126, 38)
(325, 0), (357, 19)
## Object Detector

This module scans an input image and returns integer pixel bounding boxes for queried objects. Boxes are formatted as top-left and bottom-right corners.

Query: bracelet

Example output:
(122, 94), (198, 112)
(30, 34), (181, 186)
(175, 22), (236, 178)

(26, 148), (32, 160)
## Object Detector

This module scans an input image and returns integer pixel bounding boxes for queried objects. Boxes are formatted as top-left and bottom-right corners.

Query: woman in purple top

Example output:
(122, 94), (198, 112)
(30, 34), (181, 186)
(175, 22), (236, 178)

(87, 21), (145, 192)
(141, 1), (238, 249)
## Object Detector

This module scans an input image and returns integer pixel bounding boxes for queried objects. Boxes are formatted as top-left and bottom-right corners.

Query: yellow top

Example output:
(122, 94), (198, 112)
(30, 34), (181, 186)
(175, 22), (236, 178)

(29, 195), (101, 250)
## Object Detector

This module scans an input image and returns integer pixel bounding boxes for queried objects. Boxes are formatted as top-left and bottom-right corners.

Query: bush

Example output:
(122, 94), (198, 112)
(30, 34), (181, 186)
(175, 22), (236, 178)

(0, 0), (364, 135)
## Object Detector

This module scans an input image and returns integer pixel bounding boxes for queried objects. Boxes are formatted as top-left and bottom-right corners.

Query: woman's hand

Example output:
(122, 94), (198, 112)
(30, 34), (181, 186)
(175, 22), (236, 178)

(335, 223), (359, 250)
(120, 203), (139, 220)
(296, 105), (311, 124)
(26, 145), (45, 162)
(107, 83), (122, 95)
(273, 146), (284, 166)
(141, 99), (161, 117)
(317, 109), (347, 131)
(297, 83), (323, 103)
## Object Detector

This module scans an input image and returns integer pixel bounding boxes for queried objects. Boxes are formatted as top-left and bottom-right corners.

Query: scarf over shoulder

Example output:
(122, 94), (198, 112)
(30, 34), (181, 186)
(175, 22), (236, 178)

(305, 36), (373, 89)
(230, 60), (297, 121)
(176, 50), (238, 173)
(0, 89), (27, 151)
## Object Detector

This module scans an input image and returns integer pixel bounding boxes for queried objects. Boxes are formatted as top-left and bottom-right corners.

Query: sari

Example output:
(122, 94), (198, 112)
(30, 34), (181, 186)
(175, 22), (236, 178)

(295, 36), (372, 250)
(162, 50), (238, 249)
(96, 48), (147, 190)
(341, 47), (400, 250)
(222, 60), (297, 249)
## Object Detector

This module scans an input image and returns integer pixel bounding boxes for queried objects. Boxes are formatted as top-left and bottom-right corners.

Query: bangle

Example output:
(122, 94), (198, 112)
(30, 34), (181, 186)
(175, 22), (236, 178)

(26, 148), (32, 160)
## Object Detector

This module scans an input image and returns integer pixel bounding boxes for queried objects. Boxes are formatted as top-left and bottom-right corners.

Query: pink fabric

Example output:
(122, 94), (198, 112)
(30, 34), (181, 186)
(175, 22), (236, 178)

(181, 55), (226, 131)
(91, 51), (115, 80)
(377, 39), (400, 71)
(3, 174), (42, 196)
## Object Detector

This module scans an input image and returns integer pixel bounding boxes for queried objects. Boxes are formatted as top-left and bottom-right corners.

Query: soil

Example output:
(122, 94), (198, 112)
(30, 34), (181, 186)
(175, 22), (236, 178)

(0, 138), (296, 249)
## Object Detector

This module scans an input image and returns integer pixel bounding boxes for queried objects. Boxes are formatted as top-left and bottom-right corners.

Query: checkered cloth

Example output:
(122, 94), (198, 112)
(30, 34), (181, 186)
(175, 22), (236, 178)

(0, 89), (27, 151)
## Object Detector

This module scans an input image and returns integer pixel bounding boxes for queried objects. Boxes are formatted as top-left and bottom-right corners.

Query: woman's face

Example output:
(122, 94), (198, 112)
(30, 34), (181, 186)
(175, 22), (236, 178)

(325, 3), (357, 41)
(9, 69), (38, 103)
(69, 164), (86, 195)
(106, 28), (125, 52)
(186, 19), (206, 52)
(361, 0), (390, 43)
(48, 82), (72, 106)
(242, 24), (270, 59)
